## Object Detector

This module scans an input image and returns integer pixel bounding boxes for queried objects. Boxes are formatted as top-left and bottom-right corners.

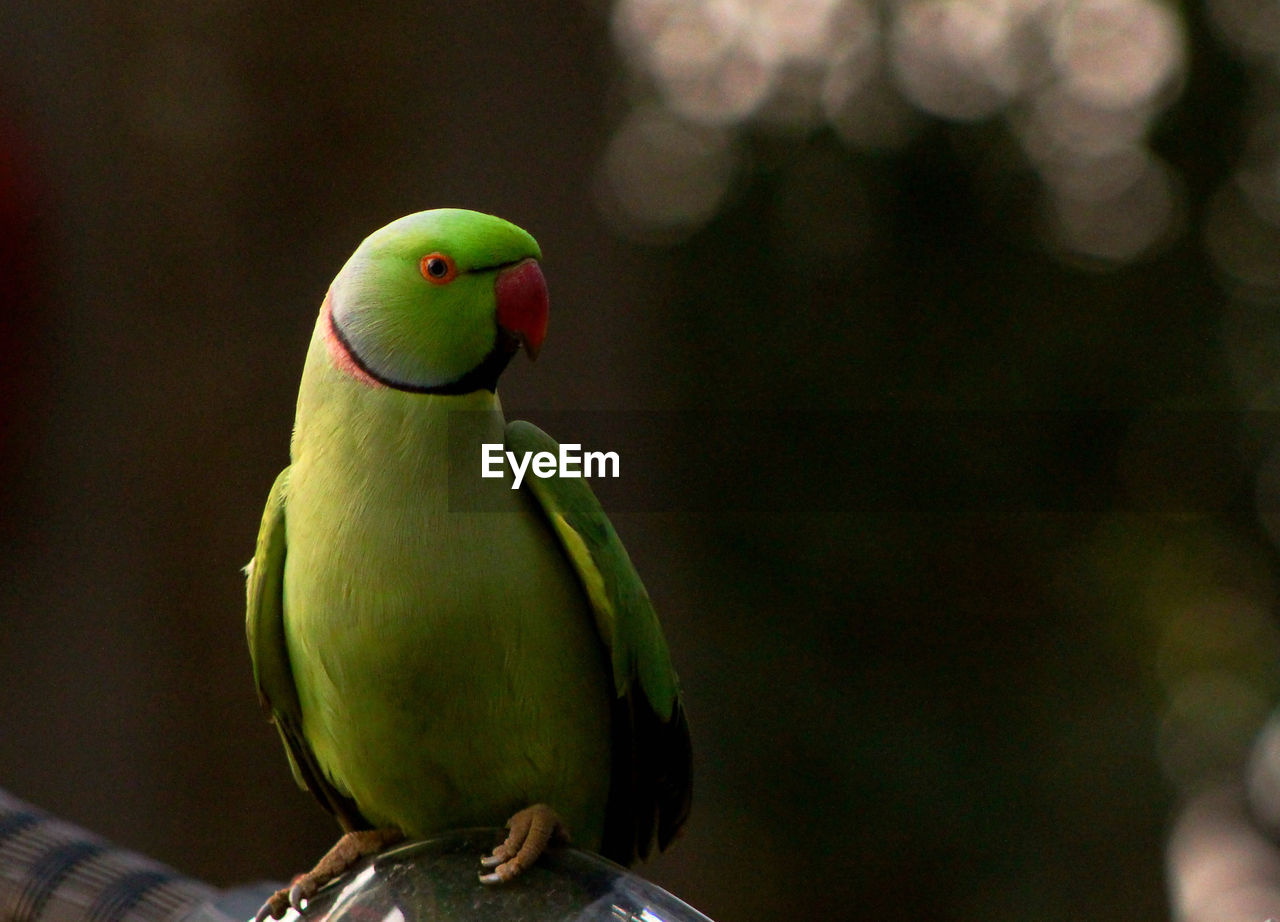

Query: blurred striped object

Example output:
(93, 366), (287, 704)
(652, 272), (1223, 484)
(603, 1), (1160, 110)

(0, 789), (274, 922)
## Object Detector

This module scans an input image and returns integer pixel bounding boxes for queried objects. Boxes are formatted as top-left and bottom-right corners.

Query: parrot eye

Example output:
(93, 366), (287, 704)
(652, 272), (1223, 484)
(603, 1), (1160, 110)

(420, 253), (458, 284)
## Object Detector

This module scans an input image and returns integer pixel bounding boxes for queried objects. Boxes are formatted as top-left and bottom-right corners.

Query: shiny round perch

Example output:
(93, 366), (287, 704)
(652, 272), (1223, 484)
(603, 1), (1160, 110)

(267, 828), (713, 922)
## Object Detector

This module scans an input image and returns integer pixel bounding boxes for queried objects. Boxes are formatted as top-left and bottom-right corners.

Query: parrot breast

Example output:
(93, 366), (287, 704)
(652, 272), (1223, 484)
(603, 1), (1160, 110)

(281, 325), (613, 847)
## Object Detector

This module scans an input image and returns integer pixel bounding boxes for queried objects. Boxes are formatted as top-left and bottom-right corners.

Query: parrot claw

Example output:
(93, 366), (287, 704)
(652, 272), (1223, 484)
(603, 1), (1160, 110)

(478, 803), (568, 884)
(288, 881), (311, 912)
(253, 888), (292, 922)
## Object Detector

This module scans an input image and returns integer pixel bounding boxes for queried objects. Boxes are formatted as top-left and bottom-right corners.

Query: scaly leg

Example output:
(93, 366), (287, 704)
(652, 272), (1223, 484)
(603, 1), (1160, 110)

(256, 827), (404, 921)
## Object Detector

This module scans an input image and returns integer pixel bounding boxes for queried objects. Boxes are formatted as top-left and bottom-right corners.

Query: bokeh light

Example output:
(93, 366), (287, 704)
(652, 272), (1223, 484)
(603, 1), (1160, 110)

(597, 104), (739, 239)
(604, 0), (1187, 258)
(1051, 0), (1182, 111)
(1168, 787), (1280, 922)
(1208, 113), (1280, 301)
(890, 0), (1024, 122)
(1247, 712), (1280, 836)
(1040, 149), (1179, 262)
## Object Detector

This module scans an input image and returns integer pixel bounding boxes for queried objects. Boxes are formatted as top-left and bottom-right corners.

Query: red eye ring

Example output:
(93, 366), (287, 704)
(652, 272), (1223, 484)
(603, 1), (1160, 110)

(420, 252), (458, 284)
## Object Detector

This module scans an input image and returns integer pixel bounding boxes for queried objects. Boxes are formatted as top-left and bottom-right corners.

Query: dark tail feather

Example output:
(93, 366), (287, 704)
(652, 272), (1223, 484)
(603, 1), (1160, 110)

(600, 691), (692, 865)
(655, 701), (692, 852)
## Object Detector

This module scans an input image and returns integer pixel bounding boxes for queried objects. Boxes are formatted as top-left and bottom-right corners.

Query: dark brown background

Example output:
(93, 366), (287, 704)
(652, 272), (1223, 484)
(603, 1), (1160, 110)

(1, 3), (1277, 921)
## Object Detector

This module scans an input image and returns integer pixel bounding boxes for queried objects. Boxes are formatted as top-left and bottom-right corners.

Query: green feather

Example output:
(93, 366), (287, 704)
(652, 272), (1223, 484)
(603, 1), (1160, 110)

(505, 420), (680, 717)
(505, 419), (691, 859)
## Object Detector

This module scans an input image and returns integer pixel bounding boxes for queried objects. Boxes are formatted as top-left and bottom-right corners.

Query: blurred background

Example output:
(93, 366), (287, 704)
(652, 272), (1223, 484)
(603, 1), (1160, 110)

(3, 1), (1280, 920)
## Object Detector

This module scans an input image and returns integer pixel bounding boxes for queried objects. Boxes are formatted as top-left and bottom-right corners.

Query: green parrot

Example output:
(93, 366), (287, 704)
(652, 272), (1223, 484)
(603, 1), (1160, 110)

(245, 209), (691, 920)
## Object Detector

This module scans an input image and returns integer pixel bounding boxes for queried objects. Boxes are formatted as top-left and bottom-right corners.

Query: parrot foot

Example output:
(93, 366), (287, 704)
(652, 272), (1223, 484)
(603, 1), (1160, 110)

(255, 827), (404, 921)
(478, 803), (569, 884)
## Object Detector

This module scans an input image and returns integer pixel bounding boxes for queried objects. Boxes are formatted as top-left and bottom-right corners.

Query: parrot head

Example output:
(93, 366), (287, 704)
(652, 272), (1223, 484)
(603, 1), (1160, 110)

(325, 209), (548, 394)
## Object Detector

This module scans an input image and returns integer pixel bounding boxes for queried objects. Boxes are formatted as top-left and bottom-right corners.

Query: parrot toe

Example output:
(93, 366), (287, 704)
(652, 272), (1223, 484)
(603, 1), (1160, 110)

(255, 827), (404, 919)
(478, 803), (569, 884)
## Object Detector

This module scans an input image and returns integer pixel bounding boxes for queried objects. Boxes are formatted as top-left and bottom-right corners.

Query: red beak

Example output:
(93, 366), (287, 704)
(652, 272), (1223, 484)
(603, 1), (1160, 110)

(495, 258), (549, 360)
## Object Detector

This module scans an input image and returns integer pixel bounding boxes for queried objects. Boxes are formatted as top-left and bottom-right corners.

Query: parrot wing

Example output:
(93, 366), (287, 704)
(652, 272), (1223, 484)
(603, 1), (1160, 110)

(245, 467), (368, 832)
(505, 420), (692, 864)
